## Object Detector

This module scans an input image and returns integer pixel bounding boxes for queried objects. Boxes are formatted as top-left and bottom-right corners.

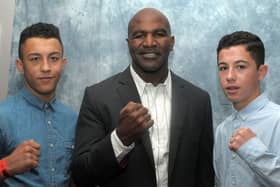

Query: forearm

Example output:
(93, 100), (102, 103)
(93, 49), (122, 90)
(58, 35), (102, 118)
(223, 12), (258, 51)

(111, 129), (134, 162)
(237, 137), (280, 186)
(72, 134), (123, 186)
(0, 159), (12, 181)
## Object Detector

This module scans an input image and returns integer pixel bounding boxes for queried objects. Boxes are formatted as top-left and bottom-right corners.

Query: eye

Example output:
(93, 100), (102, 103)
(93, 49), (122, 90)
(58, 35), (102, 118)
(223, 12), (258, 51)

(132, 33), (144, 39)
(154, 31), (167, 38)
(237, 65), (246, 69)
(49, 56), (60, 62)
(29, 56), (40, 62)
(218, 66), (228, 71)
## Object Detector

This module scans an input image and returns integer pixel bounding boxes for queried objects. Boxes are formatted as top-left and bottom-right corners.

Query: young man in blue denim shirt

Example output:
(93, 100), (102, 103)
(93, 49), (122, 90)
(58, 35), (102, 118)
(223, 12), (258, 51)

(0, 23), (77, 187)
(214, 31), (280, 187)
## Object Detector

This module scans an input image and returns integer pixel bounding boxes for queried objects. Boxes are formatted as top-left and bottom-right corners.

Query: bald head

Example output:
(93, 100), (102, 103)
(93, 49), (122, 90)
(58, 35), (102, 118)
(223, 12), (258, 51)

(128, 8), (171, 37)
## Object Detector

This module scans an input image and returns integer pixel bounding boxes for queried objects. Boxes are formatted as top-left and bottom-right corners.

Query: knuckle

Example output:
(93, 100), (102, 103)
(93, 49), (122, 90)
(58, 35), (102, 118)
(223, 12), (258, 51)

(130, 112), (137, 119)
(33, 161), (38, 168)
(235, 136), (241, 142)
(142, 107), (148, 113)
(23, 146), (31, 152)
(135, 118), (141, 124)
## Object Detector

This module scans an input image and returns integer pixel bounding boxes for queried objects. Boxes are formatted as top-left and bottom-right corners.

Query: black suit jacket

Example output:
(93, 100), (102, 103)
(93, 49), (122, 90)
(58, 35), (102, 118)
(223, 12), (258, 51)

(71, 67), (214, 187)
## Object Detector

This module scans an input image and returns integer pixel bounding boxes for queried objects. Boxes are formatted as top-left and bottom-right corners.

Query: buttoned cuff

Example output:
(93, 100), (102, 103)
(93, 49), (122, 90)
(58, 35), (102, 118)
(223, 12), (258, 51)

(236, 137), (267, 163)
(111, 129), (134, 162)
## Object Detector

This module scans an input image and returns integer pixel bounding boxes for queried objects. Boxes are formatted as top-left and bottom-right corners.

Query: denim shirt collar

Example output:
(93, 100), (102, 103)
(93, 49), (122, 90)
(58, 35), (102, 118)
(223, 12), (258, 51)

(19, 87), (57, 111)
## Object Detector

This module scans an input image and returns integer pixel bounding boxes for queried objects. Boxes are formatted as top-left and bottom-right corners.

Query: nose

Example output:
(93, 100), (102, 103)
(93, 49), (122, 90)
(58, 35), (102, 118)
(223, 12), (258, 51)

(40, 58), (51, 72)
(143, 34), (157, 48)
(226, 67), (236, 82)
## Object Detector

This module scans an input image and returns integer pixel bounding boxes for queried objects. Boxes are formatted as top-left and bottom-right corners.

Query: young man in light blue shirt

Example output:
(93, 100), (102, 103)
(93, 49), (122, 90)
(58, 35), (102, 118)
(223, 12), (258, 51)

(214, 31), (280, 187)
(0, 23), (77, 186)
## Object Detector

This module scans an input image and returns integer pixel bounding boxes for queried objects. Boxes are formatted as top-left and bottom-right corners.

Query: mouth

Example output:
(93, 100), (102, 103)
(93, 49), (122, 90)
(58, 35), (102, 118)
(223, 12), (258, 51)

(138, 50), (160, 59)
(225, 86), (240, 94)
(38, 77), (54, 83)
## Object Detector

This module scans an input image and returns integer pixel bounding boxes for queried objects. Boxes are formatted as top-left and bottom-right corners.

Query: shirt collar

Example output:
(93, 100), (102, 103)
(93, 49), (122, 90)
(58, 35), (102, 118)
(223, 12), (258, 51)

(130, 65), (172, 99)
(233, 93), (269, 121)
(19, 86), (57, 111)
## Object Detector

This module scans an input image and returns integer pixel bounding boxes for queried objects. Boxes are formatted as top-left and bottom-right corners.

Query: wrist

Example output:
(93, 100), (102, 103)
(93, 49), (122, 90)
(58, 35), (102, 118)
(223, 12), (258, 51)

(0, 159), (12, 180)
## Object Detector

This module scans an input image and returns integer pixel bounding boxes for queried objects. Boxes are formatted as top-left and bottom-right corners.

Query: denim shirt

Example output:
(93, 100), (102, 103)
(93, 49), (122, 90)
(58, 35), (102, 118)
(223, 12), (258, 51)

(0, 87), (77, 187)
(214, 94), (280, 187)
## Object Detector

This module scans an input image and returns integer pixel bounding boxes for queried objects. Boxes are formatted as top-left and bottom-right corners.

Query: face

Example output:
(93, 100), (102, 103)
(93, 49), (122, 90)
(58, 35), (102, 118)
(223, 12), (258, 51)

(218, 45), (267, 110)
(16, 37), (66, 102)
(127, 10), (174, 76)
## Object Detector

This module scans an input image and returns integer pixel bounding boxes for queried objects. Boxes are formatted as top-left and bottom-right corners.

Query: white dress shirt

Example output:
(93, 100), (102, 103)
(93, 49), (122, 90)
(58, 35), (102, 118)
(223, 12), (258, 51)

(111, 65), (172, 187)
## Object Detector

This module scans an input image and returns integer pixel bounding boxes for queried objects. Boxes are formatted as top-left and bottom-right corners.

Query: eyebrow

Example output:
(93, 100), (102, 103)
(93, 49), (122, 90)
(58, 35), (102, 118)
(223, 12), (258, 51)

(218, 60), (249, 66)
(28, 51), (61, 55)
(234, 60), (249, 64)
(131, 28), (168, 34)
(26, 51), (62, 59)
(48, 52), (62, 56)
(217, 62), (227, 66)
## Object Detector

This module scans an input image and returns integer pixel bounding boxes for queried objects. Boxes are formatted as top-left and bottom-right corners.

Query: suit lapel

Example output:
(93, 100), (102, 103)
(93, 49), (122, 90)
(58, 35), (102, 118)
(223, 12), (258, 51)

(116, 67), (155, 167)
(116, 68), (140, 104)
(168, 73), (189, 178)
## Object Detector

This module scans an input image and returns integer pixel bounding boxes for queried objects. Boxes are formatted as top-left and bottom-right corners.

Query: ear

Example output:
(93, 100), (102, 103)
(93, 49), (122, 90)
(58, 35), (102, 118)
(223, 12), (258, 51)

(169, 36), (175, 51)
(60, 57), (67, 70)
(16, 58), (24, 75)
(63, 57), (67, 65)
(257, 64), (268, 81)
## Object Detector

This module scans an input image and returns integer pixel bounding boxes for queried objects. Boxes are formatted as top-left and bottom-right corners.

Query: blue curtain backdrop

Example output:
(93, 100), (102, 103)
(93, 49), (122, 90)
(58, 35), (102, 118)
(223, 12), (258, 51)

(8, 0), (280, 127)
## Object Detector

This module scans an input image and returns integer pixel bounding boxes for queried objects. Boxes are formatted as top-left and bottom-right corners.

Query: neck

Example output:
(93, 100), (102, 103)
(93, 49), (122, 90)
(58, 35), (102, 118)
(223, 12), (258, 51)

(24, 83), (55, 103)
(233, 91), (261, 111)
(138, 70), (168, 86)
(132, 64), (169, 86)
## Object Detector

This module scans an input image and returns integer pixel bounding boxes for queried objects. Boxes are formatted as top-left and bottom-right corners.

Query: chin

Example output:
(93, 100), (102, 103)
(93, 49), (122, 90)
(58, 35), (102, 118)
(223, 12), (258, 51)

(226, 96), (240, 104)
(37, 86), (56, 95)
(143, 63), (164, 71)
(143, 67), (161, 73)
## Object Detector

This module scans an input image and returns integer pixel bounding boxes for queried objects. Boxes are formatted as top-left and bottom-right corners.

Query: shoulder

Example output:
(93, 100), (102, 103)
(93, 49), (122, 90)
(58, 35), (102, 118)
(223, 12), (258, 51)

(0, 95), (18, 116)
(171, 72), (210, 98)
(215, 115), (232, 136)
(0, 95), (19, 141)
(256, 100), (280, 122)
(56, 101), (77, 116)
(266, 101), (280, 113)
(86, 71), (124, 93)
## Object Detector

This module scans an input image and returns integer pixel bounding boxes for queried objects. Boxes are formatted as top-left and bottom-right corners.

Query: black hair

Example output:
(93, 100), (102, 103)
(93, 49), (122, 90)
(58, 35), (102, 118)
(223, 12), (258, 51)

(18, 22), (63, 60)
(217, 31), (265, 68)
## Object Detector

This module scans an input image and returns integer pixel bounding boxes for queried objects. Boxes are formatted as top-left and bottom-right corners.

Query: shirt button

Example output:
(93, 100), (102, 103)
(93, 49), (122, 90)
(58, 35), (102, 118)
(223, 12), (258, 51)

(47, 121), (51, 125)
(232, 176), (236, 185)
(49, 143), (54, 148)
(51, 168), (55, 172)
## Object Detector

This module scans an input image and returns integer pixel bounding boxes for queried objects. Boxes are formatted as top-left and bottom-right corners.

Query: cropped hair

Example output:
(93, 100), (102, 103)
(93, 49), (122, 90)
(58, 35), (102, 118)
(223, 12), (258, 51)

(217, 31), (265, 68)
(18, 22), (63, 60)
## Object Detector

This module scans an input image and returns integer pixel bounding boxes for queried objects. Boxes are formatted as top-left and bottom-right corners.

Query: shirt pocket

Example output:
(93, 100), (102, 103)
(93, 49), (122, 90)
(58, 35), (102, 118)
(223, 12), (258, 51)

(63, 141), (75, 177)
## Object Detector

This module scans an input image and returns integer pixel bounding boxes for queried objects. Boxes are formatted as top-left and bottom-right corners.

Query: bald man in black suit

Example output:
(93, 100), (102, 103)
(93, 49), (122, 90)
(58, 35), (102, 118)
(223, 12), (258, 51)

(71, 8), (214, 187)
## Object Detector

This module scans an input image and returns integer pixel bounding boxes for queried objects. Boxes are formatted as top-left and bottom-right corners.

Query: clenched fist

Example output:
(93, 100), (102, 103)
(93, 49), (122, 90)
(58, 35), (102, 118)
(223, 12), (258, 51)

(116, 101), (154, 146)
(3, 139), (40, 175)
(229, 127), (256, 151)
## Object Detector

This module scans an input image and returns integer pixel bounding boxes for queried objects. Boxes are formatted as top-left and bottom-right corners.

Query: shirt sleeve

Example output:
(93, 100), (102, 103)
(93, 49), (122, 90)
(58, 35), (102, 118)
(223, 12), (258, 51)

(110, 129), (135, 162)
(0, 127), (8, 158)
(236, 137), (280, 186)
(213, 125), (222, 187)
